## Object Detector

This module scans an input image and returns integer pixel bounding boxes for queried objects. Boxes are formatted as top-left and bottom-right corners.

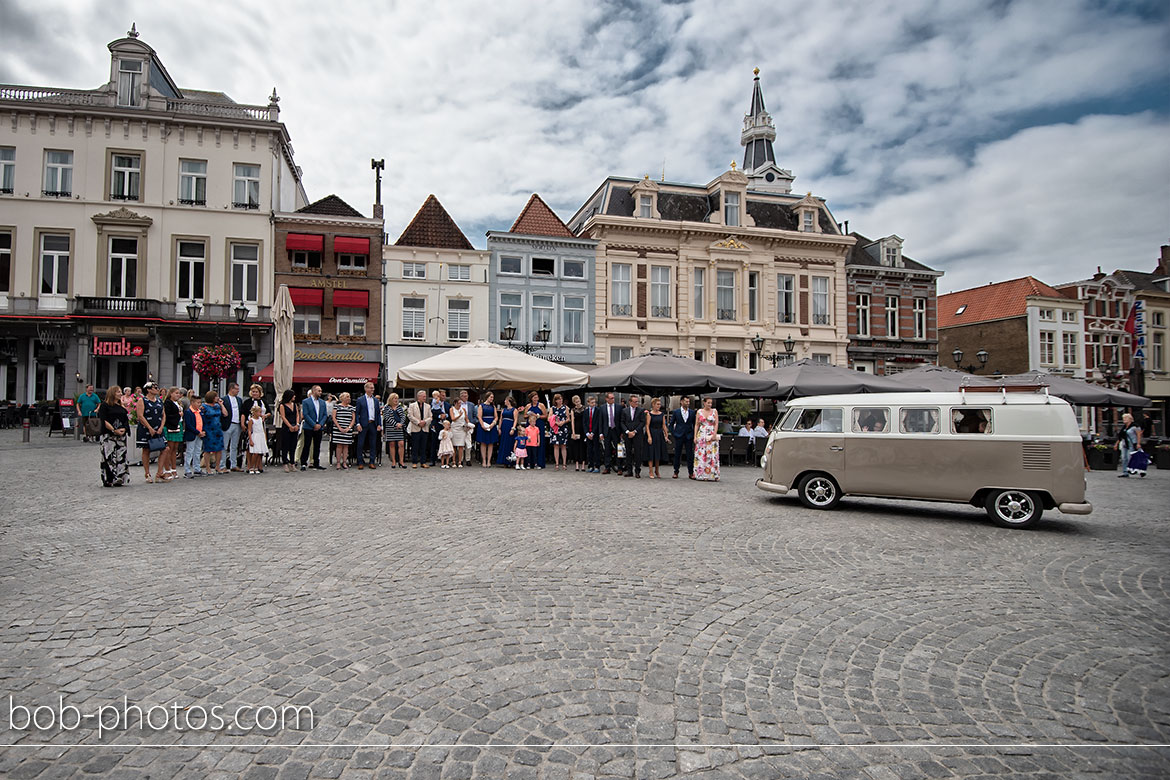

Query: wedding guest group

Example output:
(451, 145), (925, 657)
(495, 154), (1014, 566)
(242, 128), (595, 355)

(93, 381), (736, 487)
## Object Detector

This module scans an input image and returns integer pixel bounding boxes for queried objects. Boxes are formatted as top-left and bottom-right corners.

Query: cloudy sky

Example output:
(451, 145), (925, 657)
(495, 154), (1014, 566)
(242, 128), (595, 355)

(1, 0), (1167, 292)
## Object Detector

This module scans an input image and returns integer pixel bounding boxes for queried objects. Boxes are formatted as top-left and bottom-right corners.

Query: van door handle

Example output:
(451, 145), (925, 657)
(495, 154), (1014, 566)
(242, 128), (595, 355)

(829, 445), (844, 451)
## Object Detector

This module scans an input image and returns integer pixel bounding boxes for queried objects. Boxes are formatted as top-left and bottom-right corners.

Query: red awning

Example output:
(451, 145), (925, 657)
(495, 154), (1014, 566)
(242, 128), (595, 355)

(332, 289), (369, 309)
(289, 287), (323, 307)
(254, 361), (381, 385)
(286, 233), (324, 252)
(334, 236), (370, 254)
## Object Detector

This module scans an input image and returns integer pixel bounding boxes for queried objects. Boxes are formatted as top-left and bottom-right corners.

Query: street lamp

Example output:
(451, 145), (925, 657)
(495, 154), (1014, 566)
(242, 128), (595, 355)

(186, 302), (202, 321)
(751, 333), (797, 369)
(501, 321), (517, 343)
(75, 370), (82, 383)
(953, 348), (989, 373)
(502, 320), (551, 354)
(234, 303), (249, 323)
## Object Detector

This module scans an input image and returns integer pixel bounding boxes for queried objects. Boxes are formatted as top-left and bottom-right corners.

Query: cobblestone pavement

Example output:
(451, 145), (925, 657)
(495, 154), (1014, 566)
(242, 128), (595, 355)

(1, 431), (1168, 778)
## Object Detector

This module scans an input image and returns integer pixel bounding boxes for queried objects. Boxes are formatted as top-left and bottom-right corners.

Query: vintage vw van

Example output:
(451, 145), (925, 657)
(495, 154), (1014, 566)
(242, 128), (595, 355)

(756, 389), (1092, 528)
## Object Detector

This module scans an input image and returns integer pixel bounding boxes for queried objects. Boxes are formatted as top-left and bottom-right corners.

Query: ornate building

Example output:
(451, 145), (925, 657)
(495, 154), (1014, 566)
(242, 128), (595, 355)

(0, 26), (306, 401)
(568, 72), (851, 370)
(485, 194), (597, 367)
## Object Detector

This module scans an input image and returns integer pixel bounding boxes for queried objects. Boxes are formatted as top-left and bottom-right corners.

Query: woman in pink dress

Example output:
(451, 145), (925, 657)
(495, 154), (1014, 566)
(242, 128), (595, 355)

(693, 397), (720, 482)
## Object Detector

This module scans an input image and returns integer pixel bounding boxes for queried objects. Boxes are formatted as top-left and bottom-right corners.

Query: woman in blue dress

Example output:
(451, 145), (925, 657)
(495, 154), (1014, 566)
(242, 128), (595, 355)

(477, 391), (499, 467)
(201, 389), (227, 474)
(524, 391), (548, 469)
(495, 395), (517, 466)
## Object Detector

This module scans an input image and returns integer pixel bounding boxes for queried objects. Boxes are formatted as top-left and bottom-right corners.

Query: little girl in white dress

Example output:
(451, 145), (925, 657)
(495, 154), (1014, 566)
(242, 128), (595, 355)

(247, 405), (269, 474)
(437, 419), (455, 468)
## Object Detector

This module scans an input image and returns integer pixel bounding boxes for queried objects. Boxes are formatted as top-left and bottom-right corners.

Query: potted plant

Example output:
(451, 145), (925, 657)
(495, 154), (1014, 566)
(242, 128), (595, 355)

(1087, 443), (1118, 470)
(1154, 444), (1170, 471)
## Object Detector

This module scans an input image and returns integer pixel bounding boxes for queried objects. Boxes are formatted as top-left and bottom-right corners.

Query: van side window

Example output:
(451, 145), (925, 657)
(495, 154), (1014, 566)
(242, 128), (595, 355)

(793, 408), (843, 433)
(851, 408), (889, 433)
(951, 407), (993, 434)
(899, 408), (940, 434)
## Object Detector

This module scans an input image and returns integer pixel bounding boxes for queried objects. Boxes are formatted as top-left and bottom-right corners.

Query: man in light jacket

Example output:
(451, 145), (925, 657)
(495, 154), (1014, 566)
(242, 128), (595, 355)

(406, 390), (431, 468)
(461, 389), (476, 465)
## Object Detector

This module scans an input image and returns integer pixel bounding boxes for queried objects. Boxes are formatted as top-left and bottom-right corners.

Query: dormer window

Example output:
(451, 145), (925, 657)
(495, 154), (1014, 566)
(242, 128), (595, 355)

(724, 191), (740, 227)
(884, 245), (899, 266)
(639, 195), (653, 218)
(802, 211), (814, 232)
(880, 236), (904, 267)
(117, 59), (143, 107)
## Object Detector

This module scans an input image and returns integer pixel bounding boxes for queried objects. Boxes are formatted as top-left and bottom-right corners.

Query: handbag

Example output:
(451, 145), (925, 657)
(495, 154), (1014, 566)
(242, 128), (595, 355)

(147, 434), (167, 452)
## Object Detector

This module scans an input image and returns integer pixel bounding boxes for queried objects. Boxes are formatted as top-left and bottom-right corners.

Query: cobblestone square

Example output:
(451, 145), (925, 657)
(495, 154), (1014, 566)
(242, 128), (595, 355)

(1, 432), (1168, 778)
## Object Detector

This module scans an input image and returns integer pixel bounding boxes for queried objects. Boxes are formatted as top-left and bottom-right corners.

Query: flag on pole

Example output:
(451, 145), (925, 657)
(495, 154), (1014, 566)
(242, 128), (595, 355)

(1123, 303), (1138, 335)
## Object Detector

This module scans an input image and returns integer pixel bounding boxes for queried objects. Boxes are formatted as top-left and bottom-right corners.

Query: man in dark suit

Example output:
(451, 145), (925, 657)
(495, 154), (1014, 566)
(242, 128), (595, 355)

(599, 391), (620, 474)
(670, 395), (695, 479)
(299, 385), (328, 471)
(354, 381), (383, 470)
(582, 394), (602, 472)
(621, 393), (647, 478)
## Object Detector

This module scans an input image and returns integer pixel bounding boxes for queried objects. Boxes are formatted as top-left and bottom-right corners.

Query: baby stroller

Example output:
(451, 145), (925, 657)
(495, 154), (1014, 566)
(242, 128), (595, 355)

(1126, 449), (1150, 478)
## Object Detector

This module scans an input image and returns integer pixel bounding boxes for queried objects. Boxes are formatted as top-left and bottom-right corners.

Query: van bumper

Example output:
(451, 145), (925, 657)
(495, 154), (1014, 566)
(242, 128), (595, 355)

(1058, 501), (1093, 515)
(756, 478), (790, 495)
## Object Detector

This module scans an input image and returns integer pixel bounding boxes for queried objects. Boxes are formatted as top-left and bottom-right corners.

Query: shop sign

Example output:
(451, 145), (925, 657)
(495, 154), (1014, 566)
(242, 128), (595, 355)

(308, 279), (350, 289)
(92, 337), (147, 357)
(533, 352), (567, 363)
(91, 326), (150, 337)
(294, 345), (380, 361)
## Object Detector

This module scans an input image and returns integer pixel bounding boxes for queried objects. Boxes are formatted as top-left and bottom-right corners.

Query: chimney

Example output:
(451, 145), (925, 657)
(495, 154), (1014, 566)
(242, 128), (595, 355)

(1159, 244), (1170, 276)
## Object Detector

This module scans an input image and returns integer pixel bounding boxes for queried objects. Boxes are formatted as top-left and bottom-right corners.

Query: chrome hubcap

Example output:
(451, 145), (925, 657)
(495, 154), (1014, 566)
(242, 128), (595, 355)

(807, 479), (834, 506)
(996, 492), (1033, 523)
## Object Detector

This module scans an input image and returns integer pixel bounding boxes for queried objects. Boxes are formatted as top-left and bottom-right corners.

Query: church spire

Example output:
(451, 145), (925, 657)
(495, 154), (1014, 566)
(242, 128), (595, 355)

(741, 68), (776, 173)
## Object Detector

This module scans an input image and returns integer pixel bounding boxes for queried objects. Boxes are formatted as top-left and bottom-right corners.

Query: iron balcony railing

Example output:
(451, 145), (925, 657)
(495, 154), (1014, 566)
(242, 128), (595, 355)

(611, 304), (632, 317)
(651, 306), (672, 318)
(717, 308), (737, 321)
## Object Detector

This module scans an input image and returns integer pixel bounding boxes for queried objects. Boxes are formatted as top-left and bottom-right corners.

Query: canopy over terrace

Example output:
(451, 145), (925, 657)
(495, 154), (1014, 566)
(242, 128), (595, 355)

(394, 340), (588, 391)
(583, 354), (775, 395)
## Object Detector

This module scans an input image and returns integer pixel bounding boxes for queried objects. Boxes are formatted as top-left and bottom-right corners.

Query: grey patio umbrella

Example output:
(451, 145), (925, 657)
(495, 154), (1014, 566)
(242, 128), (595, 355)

(270, 284), (295, 394)
(585, 354), (775, 395)
(887, 364), (994, 392)
(754, 358), (927, 399)
(997, 371), (1150, 407)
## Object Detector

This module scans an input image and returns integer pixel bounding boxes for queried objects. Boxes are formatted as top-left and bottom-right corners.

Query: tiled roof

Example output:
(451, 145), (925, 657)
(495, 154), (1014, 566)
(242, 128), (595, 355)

(847, 232), (937, 273)
(395, 195), (474, 249)
(1113, 269), (1168, 293)
(179, 88), (237, 104)
(938, 277), (1066, 329)
(297, 194), (365, 218)
(509, 194), (575, 238)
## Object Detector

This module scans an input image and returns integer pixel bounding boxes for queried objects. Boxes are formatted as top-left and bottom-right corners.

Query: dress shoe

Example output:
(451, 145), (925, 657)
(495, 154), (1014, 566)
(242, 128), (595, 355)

(603, 469), (611, 475)
(300, 465), (306, 471)
(357, 464), (365, 470)
(635, 473), (641, 478)
(672, 473), (678, 479)
(369, 464), (376, 470)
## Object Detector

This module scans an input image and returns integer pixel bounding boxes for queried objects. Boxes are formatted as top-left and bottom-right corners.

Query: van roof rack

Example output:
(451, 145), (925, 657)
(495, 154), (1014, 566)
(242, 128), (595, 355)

(959, 378), (1052, 404)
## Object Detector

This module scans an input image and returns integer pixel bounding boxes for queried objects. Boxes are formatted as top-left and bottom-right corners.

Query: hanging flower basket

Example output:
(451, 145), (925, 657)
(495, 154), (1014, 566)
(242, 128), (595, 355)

(192, 344), (242, 381)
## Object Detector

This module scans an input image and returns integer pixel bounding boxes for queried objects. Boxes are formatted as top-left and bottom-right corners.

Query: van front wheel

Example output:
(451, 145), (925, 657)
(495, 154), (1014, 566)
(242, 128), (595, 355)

(984, 489), (1043, 529)
(797, 473), (841, 510)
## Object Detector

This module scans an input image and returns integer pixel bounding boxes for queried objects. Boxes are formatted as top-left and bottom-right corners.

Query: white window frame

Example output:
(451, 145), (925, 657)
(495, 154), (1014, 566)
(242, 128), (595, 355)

(108, 236), (138, 298)
(884, 245), (899, 266)
(402, 297), (426, 341)
(531, 293), (555, 342)
(111, 153), (141, 201)
(611, 263), (632, 317)
(812, 353), (831, 365)
(802, 211), (814, 232)
(611, 346), (633, 363)
(913, 297), (927, 339)
(885, 296), (899, 338)
(716, 269), (736, 321)
(336, 307), (366, 338)
(291, 250), (321, 270)
(338, 253), (367, 271)
(723, 191), (740, 227)
(499, 255), (522, 275)
(639, 195), (653, 218)
(447, 264), (471, 281)
(563, 295), (585, 345)
(1038, 308), (1054, 321)
(650, 266), (671, 318)
(562, 258), (585, 279)
(0, 147), (14, 194)
(177, 241), (205, 302)
(499, 292), (523, 339)
(777, 274), (794, 323)
(856, 293), (870, 337)
(812, 276), (830, 325)
(43, 150), (73, 196)
(1153, 332), (1164, 371)
(116, 59), (142, 107)
(1062, 332), (1078, 366)
(1150, 312), (1164, 327)
(531, 257), (556, 277)
(179, 159), (207, 205)
(232, 163), (261, 209)
(1039, 331), (1055, 365)
(693, 267), (705, 320)
(293, 307), (321, 336)
(230, 243), (260, 306)
(40, 234), (70, 298)
(748, 271), (759, 321)
(447, 298), (470, 342)
(402, 262), (426, 279)
(1061, 310), (1077, 323)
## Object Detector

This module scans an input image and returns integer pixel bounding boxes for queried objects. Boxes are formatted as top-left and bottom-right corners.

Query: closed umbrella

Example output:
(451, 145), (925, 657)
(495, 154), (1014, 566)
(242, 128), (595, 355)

(395, 340), (588, 391)
(270, 284), (295, 394)
(585, 353), (775, 395)
(755, 359), (927, 399)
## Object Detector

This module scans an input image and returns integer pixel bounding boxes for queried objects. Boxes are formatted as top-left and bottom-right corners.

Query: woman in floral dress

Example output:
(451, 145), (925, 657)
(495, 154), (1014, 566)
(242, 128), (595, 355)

(693, 397), (720, 482)
(548, 393), (570, 470)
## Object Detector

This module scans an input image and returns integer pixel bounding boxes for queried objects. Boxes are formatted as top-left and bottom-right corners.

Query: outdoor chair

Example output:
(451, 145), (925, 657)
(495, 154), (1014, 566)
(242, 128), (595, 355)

(730, 435), (751, 466)
(719, 435), (736, 466)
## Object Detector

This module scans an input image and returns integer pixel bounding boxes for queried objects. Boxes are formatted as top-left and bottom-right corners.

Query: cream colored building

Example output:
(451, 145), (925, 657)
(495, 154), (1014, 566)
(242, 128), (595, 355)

(382, 195), (491, 386)
(0, 26), (306, 400)
(567, 73), (851, 370)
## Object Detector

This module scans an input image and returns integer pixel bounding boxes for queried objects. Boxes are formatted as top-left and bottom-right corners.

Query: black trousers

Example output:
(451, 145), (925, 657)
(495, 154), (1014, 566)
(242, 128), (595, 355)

(585, 433), (601, 469)
(602, 430), (620, 470)
(356, 424), (379, 465)
(673, 436), (694, 475)
(411, 431), (429, 464)
(623, 434), (645, 475)
(428, 426), (441, 464)
(279, 428), (298, 464)
(300, 428), (323, 467)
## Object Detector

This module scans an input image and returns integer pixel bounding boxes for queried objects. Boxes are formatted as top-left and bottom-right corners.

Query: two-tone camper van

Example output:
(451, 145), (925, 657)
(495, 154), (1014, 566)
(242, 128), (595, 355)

(756, 389), (1092, 528)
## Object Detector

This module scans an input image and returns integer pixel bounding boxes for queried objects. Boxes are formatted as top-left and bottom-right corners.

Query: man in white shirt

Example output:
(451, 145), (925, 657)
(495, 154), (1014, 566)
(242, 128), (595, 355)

(599, 391), (620, 474)
(354, 381), (382, 470)
(221, 382), (243, 472)
(670, 396), (695, 479)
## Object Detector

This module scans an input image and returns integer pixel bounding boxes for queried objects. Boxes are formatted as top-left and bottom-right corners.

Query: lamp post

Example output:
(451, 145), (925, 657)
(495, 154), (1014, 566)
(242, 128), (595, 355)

(1098, 359), (1122, 438)
(952, 348), (989, 374)
(501, 321), (552, 355)
(751, 333), (796, 369)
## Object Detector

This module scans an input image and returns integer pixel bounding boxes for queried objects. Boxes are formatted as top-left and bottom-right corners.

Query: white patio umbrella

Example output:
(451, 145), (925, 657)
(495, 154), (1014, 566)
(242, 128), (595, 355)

(395, 340), (588, 390)
(270, 284), (295, 394)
